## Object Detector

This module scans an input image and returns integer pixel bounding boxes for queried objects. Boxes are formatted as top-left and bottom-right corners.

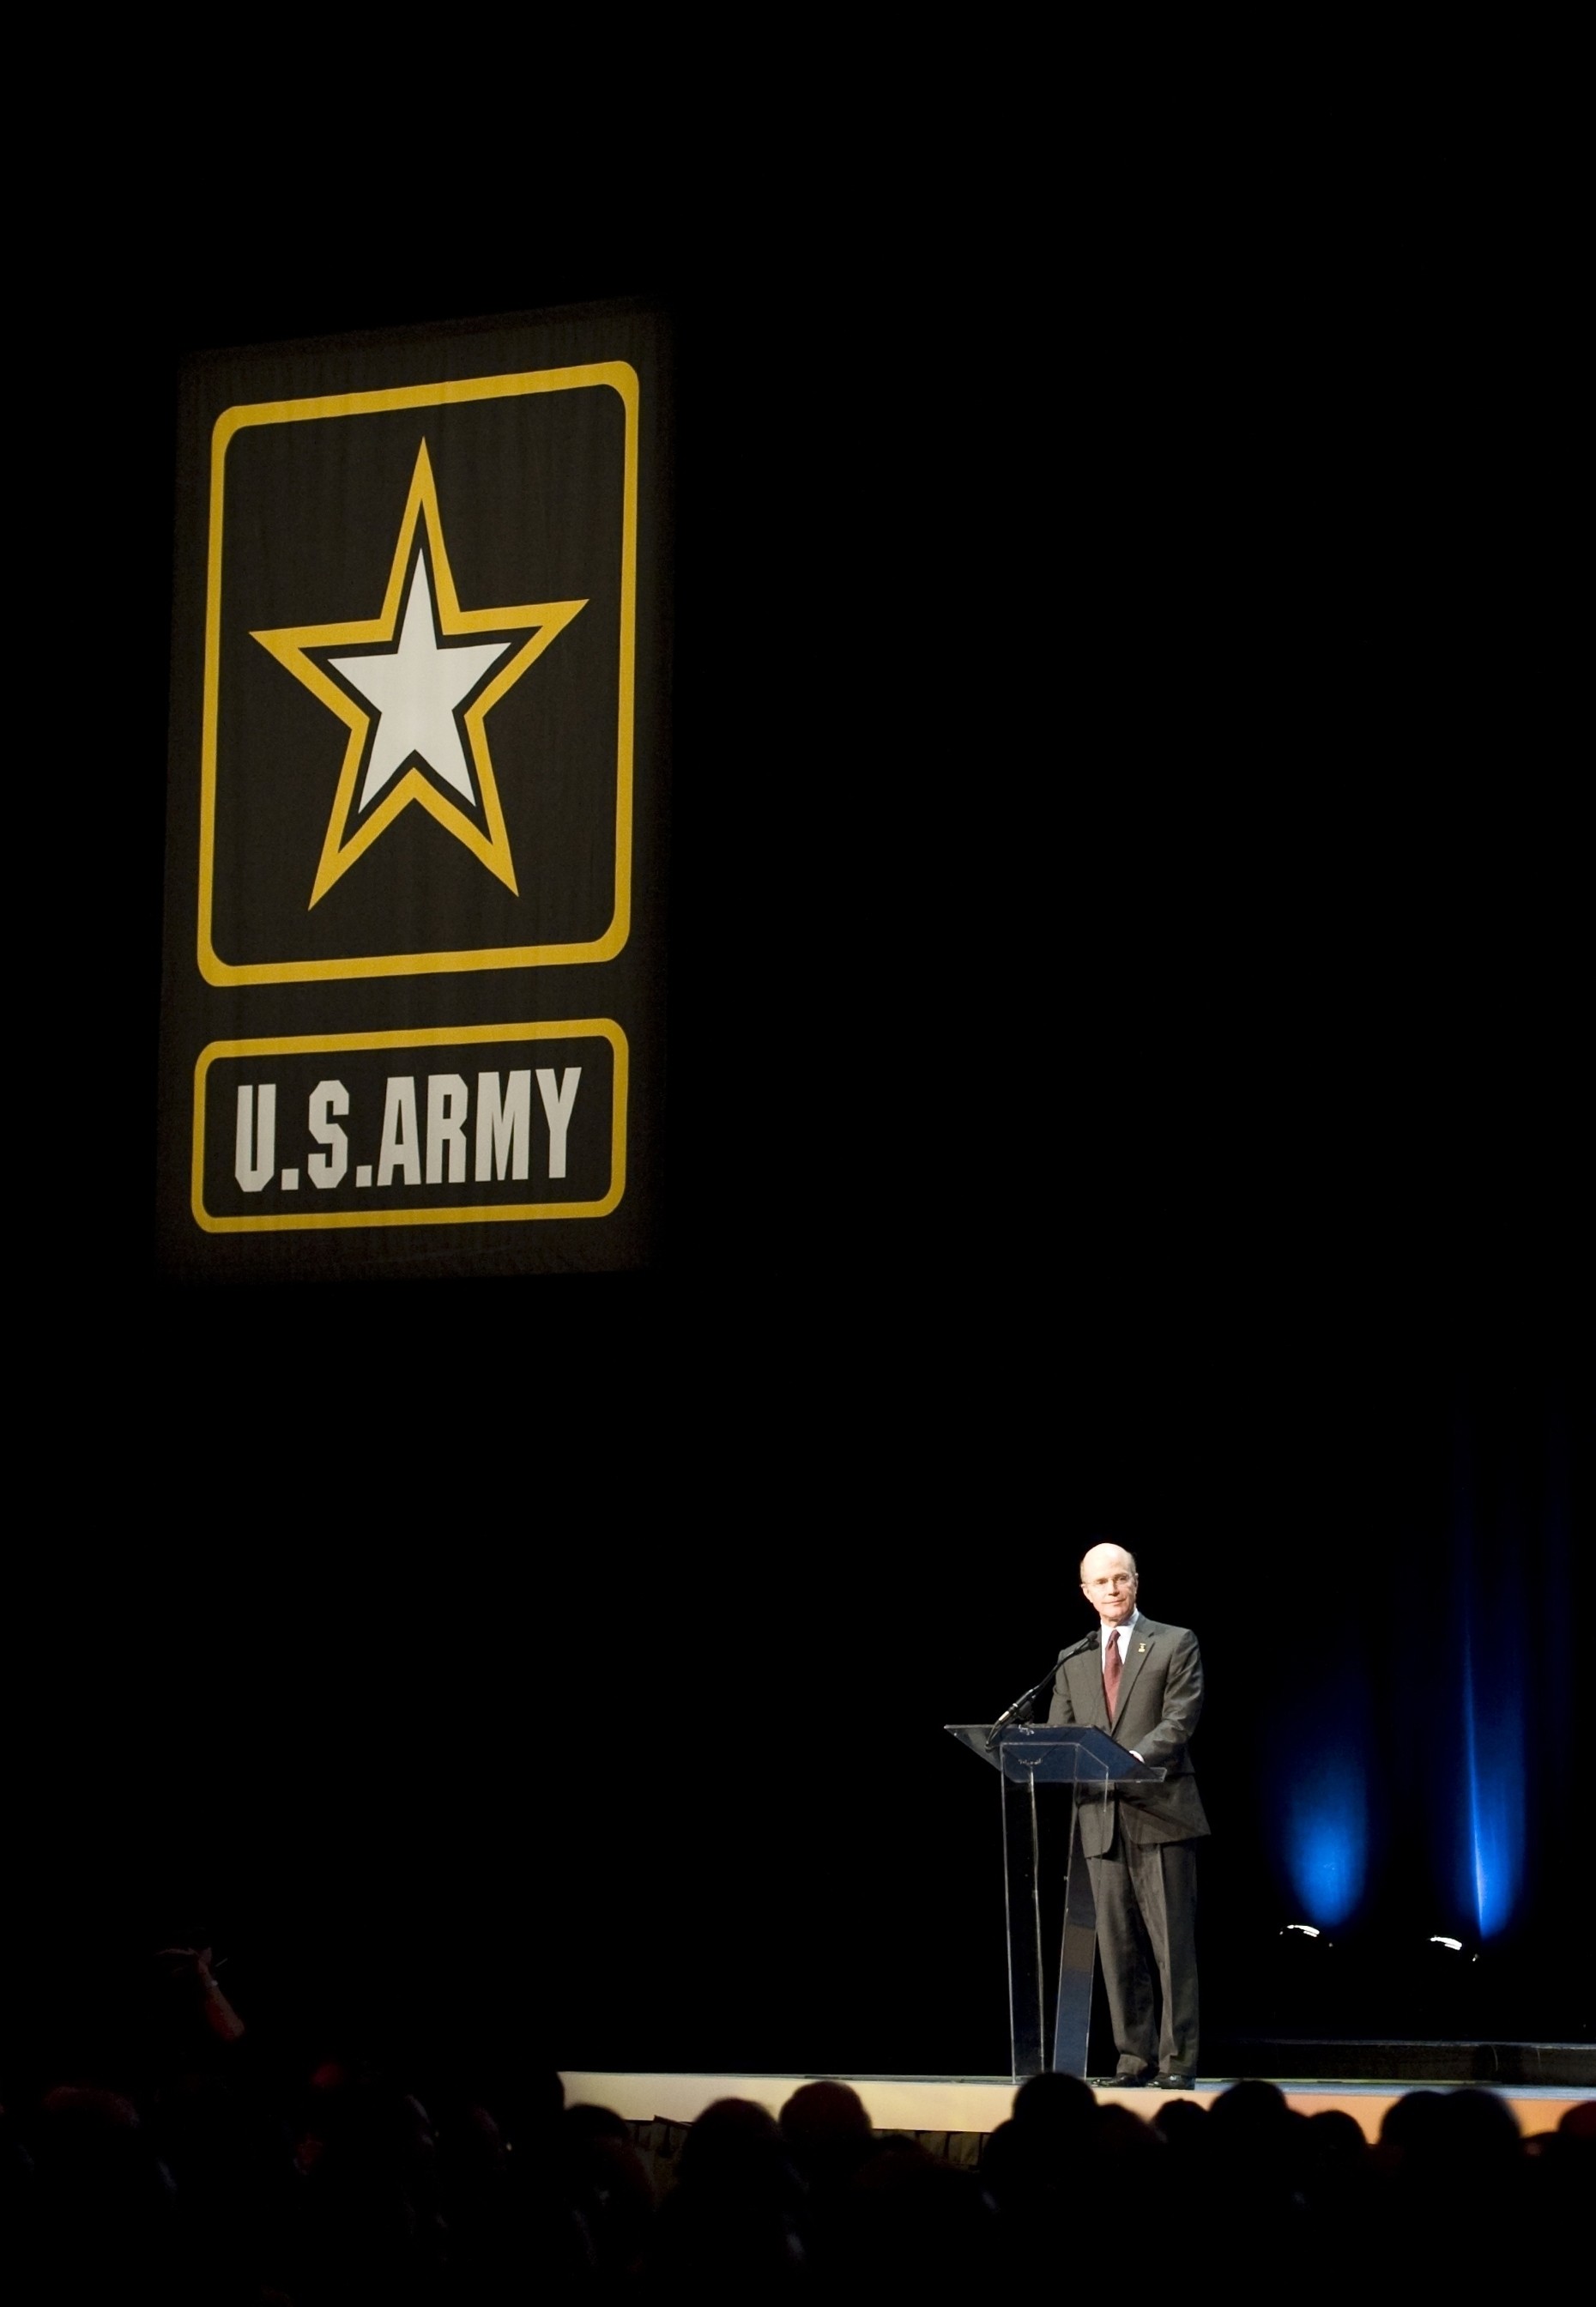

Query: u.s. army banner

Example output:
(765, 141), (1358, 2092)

(157, 303), (668, 1276)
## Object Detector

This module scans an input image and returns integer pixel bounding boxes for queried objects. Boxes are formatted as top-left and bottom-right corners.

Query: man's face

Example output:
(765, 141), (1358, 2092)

(1080, 1547), (1139, 1626)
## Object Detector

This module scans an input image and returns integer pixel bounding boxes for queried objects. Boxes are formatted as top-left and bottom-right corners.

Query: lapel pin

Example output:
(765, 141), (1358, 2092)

(1137, 1643), (1147, 1653)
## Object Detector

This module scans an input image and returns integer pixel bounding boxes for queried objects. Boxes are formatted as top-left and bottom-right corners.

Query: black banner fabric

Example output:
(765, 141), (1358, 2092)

(158, 304), (668, 1277)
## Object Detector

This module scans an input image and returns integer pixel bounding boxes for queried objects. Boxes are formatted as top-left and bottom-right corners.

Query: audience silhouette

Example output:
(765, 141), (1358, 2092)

(0, 1951), (1588, 2300)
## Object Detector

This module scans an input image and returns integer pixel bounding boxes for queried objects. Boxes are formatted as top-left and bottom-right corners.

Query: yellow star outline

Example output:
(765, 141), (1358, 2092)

(251, 439), (586, 908)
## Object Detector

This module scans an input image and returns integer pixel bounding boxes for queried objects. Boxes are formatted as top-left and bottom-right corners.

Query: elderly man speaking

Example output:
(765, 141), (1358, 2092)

(1049, 1541), (1209, 2088)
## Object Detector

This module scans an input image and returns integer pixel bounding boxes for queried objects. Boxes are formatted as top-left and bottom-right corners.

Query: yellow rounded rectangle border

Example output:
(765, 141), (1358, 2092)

(197, 361), (639, 985)
(192, 1018), (627, 1232)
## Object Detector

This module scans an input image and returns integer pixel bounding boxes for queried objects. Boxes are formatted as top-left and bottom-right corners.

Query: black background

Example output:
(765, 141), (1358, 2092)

(8, 71), (1587, 2105)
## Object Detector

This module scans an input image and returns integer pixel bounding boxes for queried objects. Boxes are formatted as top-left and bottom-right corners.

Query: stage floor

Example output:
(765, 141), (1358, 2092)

(559, 2070), (1592, 2147)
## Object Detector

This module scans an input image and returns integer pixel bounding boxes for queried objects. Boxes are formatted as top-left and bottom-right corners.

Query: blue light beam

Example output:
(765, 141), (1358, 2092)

(1459, 1617), (1526, 1939)
(1283, 1750), (1369, 1930)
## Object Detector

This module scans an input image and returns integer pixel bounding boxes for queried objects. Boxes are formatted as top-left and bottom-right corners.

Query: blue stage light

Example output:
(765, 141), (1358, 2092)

(1282, 1752), (1368, 1929)
(1459, 1624), (1525, 1938)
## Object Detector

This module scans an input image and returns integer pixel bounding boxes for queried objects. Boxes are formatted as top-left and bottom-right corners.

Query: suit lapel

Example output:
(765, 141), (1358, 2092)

(1110, 1619), (1156, 1729)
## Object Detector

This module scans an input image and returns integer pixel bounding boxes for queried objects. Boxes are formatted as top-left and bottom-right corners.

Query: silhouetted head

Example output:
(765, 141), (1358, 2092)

(847, 2139), (996, 2282)
(437, 2099), (508, 2205)
(1380, 2089), (1446, 2156)
(1306, 2106), (1367, 2163)
(780, 2080), (872, 2181)
(1210, 2079), (1292, 2147)
(1093, 2102), (1160, 2165)
(561, 2104), (654, 2274)
(1013, 2071), (1095, 2138)
(1151, 2095), (1210, 2153)
(1437, 2088), (1520, 2166)
(680, 2098), (793, 2205)
(563, 2103), (632, 2150)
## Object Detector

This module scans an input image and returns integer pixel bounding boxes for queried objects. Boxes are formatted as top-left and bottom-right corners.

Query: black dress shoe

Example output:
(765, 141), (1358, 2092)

(1152, 2074), (1198, 2090)
(1090, 2073), (1150, 2087)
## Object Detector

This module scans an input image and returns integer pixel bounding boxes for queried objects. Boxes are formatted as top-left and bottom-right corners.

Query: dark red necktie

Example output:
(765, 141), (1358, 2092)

(1103, 1632), (1122, 1718)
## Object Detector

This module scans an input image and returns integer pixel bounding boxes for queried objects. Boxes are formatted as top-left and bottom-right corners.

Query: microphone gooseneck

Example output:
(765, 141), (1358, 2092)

(983, 1633), (1105, 1746)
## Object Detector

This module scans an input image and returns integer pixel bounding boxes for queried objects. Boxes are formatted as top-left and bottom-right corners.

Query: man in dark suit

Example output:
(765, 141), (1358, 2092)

(1048, 1541), (1209, 2087)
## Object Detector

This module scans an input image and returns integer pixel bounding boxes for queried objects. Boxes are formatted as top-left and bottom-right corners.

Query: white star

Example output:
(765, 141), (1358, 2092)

(329, 553), (511, 812)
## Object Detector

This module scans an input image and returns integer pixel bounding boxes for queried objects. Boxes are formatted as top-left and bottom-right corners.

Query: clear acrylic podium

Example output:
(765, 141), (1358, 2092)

(946, 1723), (1165, 2080)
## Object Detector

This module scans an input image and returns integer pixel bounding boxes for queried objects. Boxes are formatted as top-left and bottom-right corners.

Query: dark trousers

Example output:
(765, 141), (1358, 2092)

(1086, 1834), (1200, 2076)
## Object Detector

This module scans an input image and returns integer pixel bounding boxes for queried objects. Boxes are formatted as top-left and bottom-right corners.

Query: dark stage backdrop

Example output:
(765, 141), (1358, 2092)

(6, 164), (1589, 2104)
(6, 1302), (1587, 2093)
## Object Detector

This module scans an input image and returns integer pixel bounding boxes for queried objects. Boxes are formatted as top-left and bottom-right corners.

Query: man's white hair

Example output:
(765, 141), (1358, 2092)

(1079, 1541), (1138, 1577)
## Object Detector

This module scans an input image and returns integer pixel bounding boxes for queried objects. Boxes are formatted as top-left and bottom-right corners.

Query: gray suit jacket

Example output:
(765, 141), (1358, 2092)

(1046, 1614), (1211, 1852)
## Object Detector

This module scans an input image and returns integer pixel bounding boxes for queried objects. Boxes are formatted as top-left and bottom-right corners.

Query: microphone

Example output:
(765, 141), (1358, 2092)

(984, 1636), (1098, 1747)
